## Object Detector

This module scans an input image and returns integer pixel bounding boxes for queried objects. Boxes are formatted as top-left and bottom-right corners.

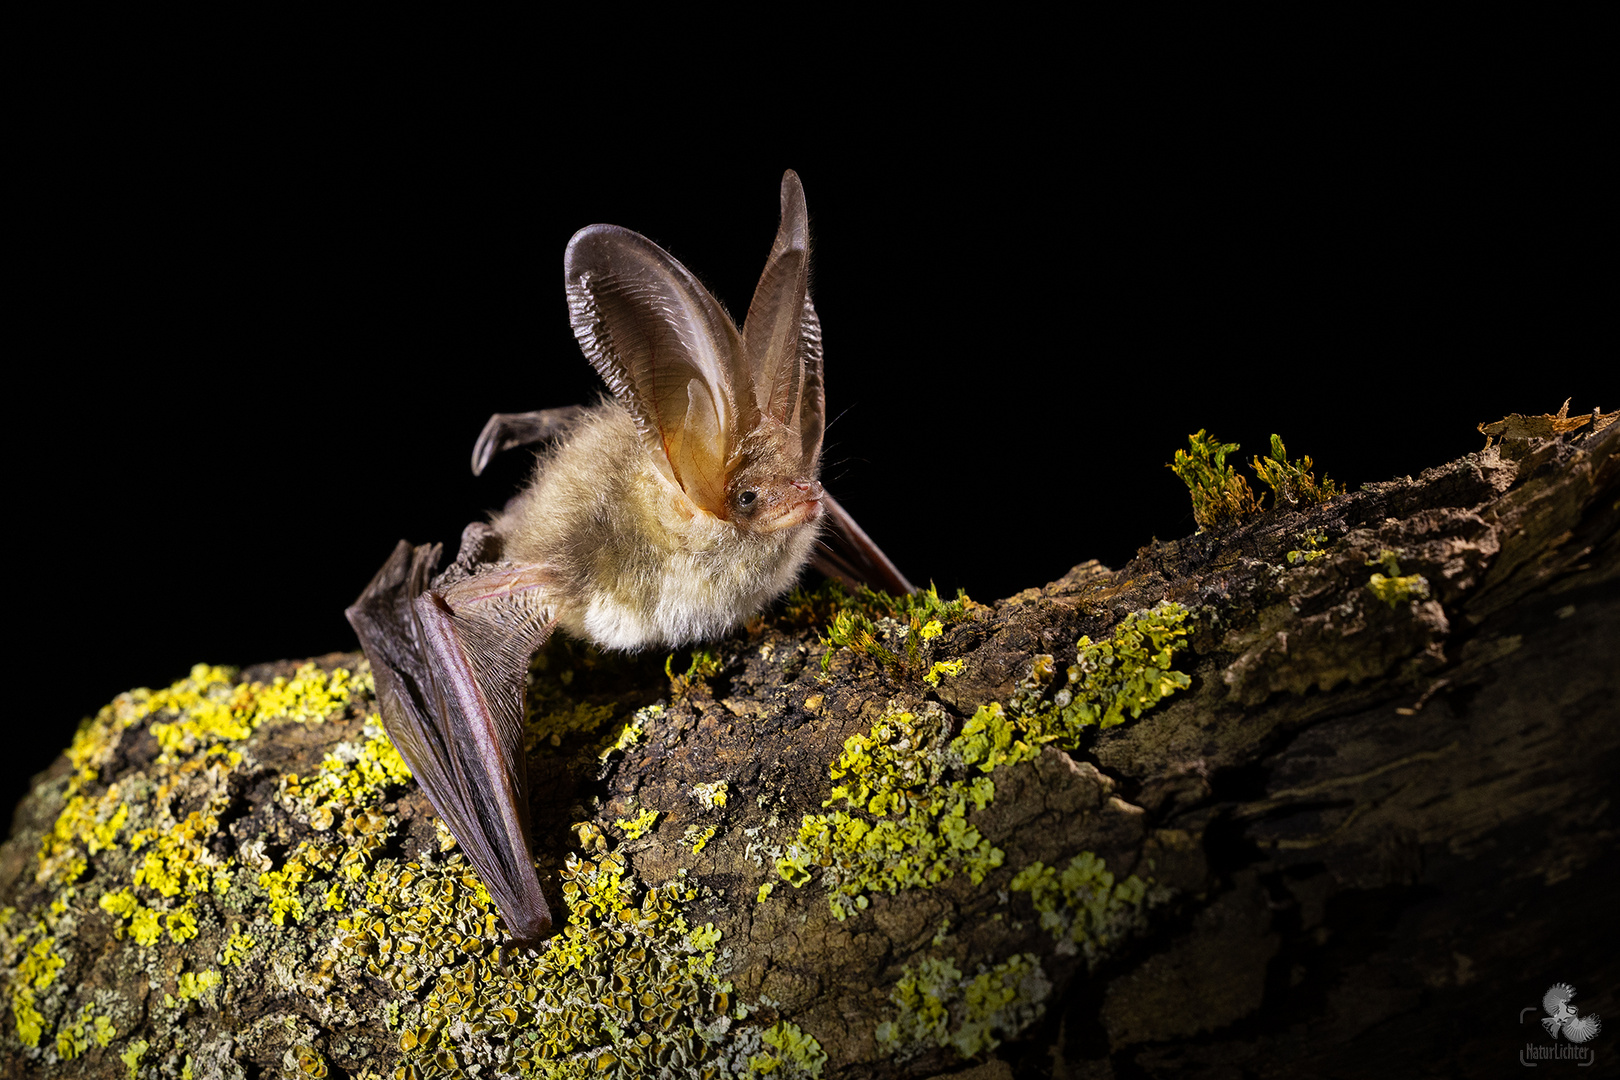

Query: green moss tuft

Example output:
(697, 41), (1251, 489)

(1251, 434), (1340, 509)
(778, 579), (978, 676)
(1169, 430), (1262, 528)
(1171, 430), (1340, 528)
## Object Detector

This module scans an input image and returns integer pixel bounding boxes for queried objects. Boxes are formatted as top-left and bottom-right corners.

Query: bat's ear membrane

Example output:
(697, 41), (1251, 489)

(563, 224), (744, 512)
(741, 170), (814, 445)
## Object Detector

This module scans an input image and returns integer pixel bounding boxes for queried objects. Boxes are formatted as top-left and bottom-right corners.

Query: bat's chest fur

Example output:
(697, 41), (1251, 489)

(576, 538), (810, 649)
(495, 404), (820, 651)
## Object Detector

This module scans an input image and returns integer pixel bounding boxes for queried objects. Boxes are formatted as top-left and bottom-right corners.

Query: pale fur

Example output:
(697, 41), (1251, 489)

(494, 401), (821, 651)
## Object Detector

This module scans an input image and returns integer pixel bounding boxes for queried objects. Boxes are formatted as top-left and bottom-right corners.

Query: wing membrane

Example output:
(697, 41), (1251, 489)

(347, 544), (558, 945)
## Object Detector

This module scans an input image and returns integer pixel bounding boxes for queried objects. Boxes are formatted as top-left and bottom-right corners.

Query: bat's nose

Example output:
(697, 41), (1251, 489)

(793, 480), (824, 501)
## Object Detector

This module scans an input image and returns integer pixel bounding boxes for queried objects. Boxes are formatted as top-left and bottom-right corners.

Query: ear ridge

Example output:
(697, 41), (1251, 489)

(797, 294), (825, 472)
(741, 170), (812, 437)
(565, 224), (742, 508)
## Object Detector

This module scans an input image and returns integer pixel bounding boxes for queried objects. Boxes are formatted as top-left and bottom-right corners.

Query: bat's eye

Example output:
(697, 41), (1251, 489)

(737, 490), (758, 509)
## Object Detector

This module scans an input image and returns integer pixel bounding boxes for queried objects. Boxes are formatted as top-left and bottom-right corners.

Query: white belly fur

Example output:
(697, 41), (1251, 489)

(574, 539), (810, 650)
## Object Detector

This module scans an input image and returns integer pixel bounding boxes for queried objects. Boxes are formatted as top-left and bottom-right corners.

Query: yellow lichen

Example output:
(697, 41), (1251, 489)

(923, 658), (966, 687)
(55, 1002), (116, 1058)
(11, 657), (386, 1060)
(614, 808), (659, 840)
(120, 1037), (149, 1079)
(173, 968), (222, 1004)
(13, 650), (859, 1076)
(781, 605), (1191, 921)
(260, 856), (312, 926)
(331, 822), (755, 1077)
(220, 924), (256, 966)
(164, 906), (199, 944)
(777, 705), (1005, 919)
(599, 704), (659, 761)
(38, 788), (128, 886)
(1366, 549), (1432, 608)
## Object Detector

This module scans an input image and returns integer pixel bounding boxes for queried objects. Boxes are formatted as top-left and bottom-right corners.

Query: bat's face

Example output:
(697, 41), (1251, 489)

(565, 170), (828, 549)
(724, 421), (823, 534)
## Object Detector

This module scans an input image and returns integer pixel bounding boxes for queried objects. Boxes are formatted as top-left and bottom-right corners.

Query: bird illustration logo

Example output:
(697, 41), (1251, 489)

(1541, 983), (1603, 1043)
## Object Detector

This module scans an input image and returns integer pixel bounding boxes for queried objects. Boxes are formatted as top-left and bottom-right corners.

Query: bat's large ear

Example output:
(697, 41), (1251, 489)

(565, 225), (743, 514)
(742, 170), (825, 472)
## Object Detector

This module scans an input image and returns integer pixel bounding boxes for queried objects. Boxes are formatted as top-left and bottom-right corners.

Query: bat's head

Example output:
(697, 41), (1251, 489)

(565, 170), (828, 534)
(725, 419), (824, 534)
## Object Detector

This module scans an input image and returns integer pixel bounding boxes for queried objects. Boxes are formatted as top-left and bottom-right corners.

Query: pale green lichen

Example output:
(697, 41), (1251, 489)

(1048, 602), (1193, 734)
(1009, 852), (1153, 963)
(1366, 549), (1432, 608)
(780, 603), (1193, 920)
(747, 1021), (827, 1077)
(874, 953), (1050, 1060)
(776, 705), (1004, 920)
(690, 781), (729, 811)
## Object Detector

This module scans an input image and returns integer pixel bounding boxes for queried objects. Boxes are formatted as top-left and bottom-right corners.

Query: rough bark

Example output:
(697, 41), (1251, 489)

(2, 425), (1615, 1080)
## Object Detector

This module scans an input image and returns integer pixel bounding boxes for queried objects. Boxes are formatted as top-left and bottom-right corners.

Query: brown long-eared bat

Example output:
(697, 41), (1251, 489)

(346, 171), (913, 950)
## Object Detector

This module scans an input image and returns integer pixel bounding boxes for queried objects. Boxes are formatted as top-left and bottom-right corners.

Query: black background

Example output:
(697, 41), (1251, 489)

(7, 35), (1610, 832)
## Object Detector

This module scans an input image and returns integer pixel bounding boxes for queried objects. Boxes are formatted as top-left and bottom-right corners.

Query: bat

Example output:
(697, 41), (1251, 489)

(346, 171), (914, 949)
